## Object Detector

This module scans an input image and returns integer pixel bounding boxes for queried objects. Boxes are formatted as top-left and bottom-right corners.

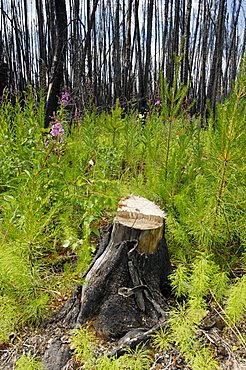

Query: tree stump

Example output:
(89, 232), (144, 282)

(76, 195), (171, 338)
(41, 195), (171, 368)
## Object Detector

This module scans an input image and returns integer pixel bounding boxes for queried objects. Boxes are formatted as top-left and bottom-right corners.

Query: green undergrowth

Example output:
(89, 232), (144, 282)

(14, 354), (44, 370)
(70, 327), (152, 369)
(0, 62), (245, 368)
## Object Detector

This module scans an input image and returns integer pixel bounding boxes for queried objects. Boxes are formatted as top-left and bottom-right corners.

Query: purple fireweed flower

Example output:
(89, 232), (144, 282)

(51, 122), (64, 137)
(45, 120), (65, 157)
(51, 128), (60, 137)
(61, 90), (69, 106)
(154, 99), (161, 106)
(54, 122), (63, 130)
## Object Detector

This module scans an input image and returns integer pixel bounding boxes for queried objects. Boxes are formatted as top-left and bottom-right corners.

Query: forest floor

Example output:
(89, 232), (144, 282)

(0, 223), (246, 370)
(0, 283), (245, 370)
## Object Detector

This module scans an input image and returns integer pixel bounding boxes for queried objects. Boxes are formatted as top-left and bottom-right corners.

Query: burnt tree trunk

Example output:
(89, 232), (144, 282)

(42, 195), (171, 368)
(44, 0), (67, 128)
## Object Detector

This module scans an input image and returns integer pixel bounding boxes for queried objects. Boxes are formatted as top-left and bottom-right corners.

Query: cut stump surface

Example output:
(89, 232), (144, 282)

(114, 194), (165, 253)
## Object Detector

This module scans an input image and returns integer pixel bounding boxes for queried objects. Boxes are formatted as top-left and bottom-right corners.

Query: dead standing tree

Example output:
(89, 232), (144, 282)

(42, 195), (171, 368)
(44, 0), (67, 128)
(207, 0), (226, 114)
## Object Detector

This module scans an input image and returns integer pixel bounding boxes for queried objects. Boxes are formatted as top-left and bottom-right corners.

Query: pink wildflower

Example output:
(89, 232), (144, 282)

(61, 90), (69, 106)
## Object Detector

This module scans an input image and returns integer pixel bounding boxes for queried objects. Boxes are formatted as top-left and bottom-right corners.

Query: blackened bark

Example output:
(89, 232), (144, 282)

(113, 0), (121, 99)
(224, 0), (242, 95)
(35, 0), (47, 89)
(135, 0), (144, 110)
(80, 0), (99, 86)
(182, 0), (191, 85)
(198, 0), (210, 117)
(169, 0), (180, 85)
(0, 39), (8, 96)
(207, 0), (226, 114)
(166, 0), (173, 85)
(123, 0), (133, 100)
(23, 0), (30, 82)
(44, 0), (67, 128)
(143, 0), (154, 103)
(161, 0), (169, 72)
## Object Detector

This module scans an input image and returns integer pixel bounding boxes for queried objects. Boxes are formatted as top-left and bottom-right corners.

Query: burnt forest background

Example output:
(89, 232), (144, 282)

(0, 0), (245, 123)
